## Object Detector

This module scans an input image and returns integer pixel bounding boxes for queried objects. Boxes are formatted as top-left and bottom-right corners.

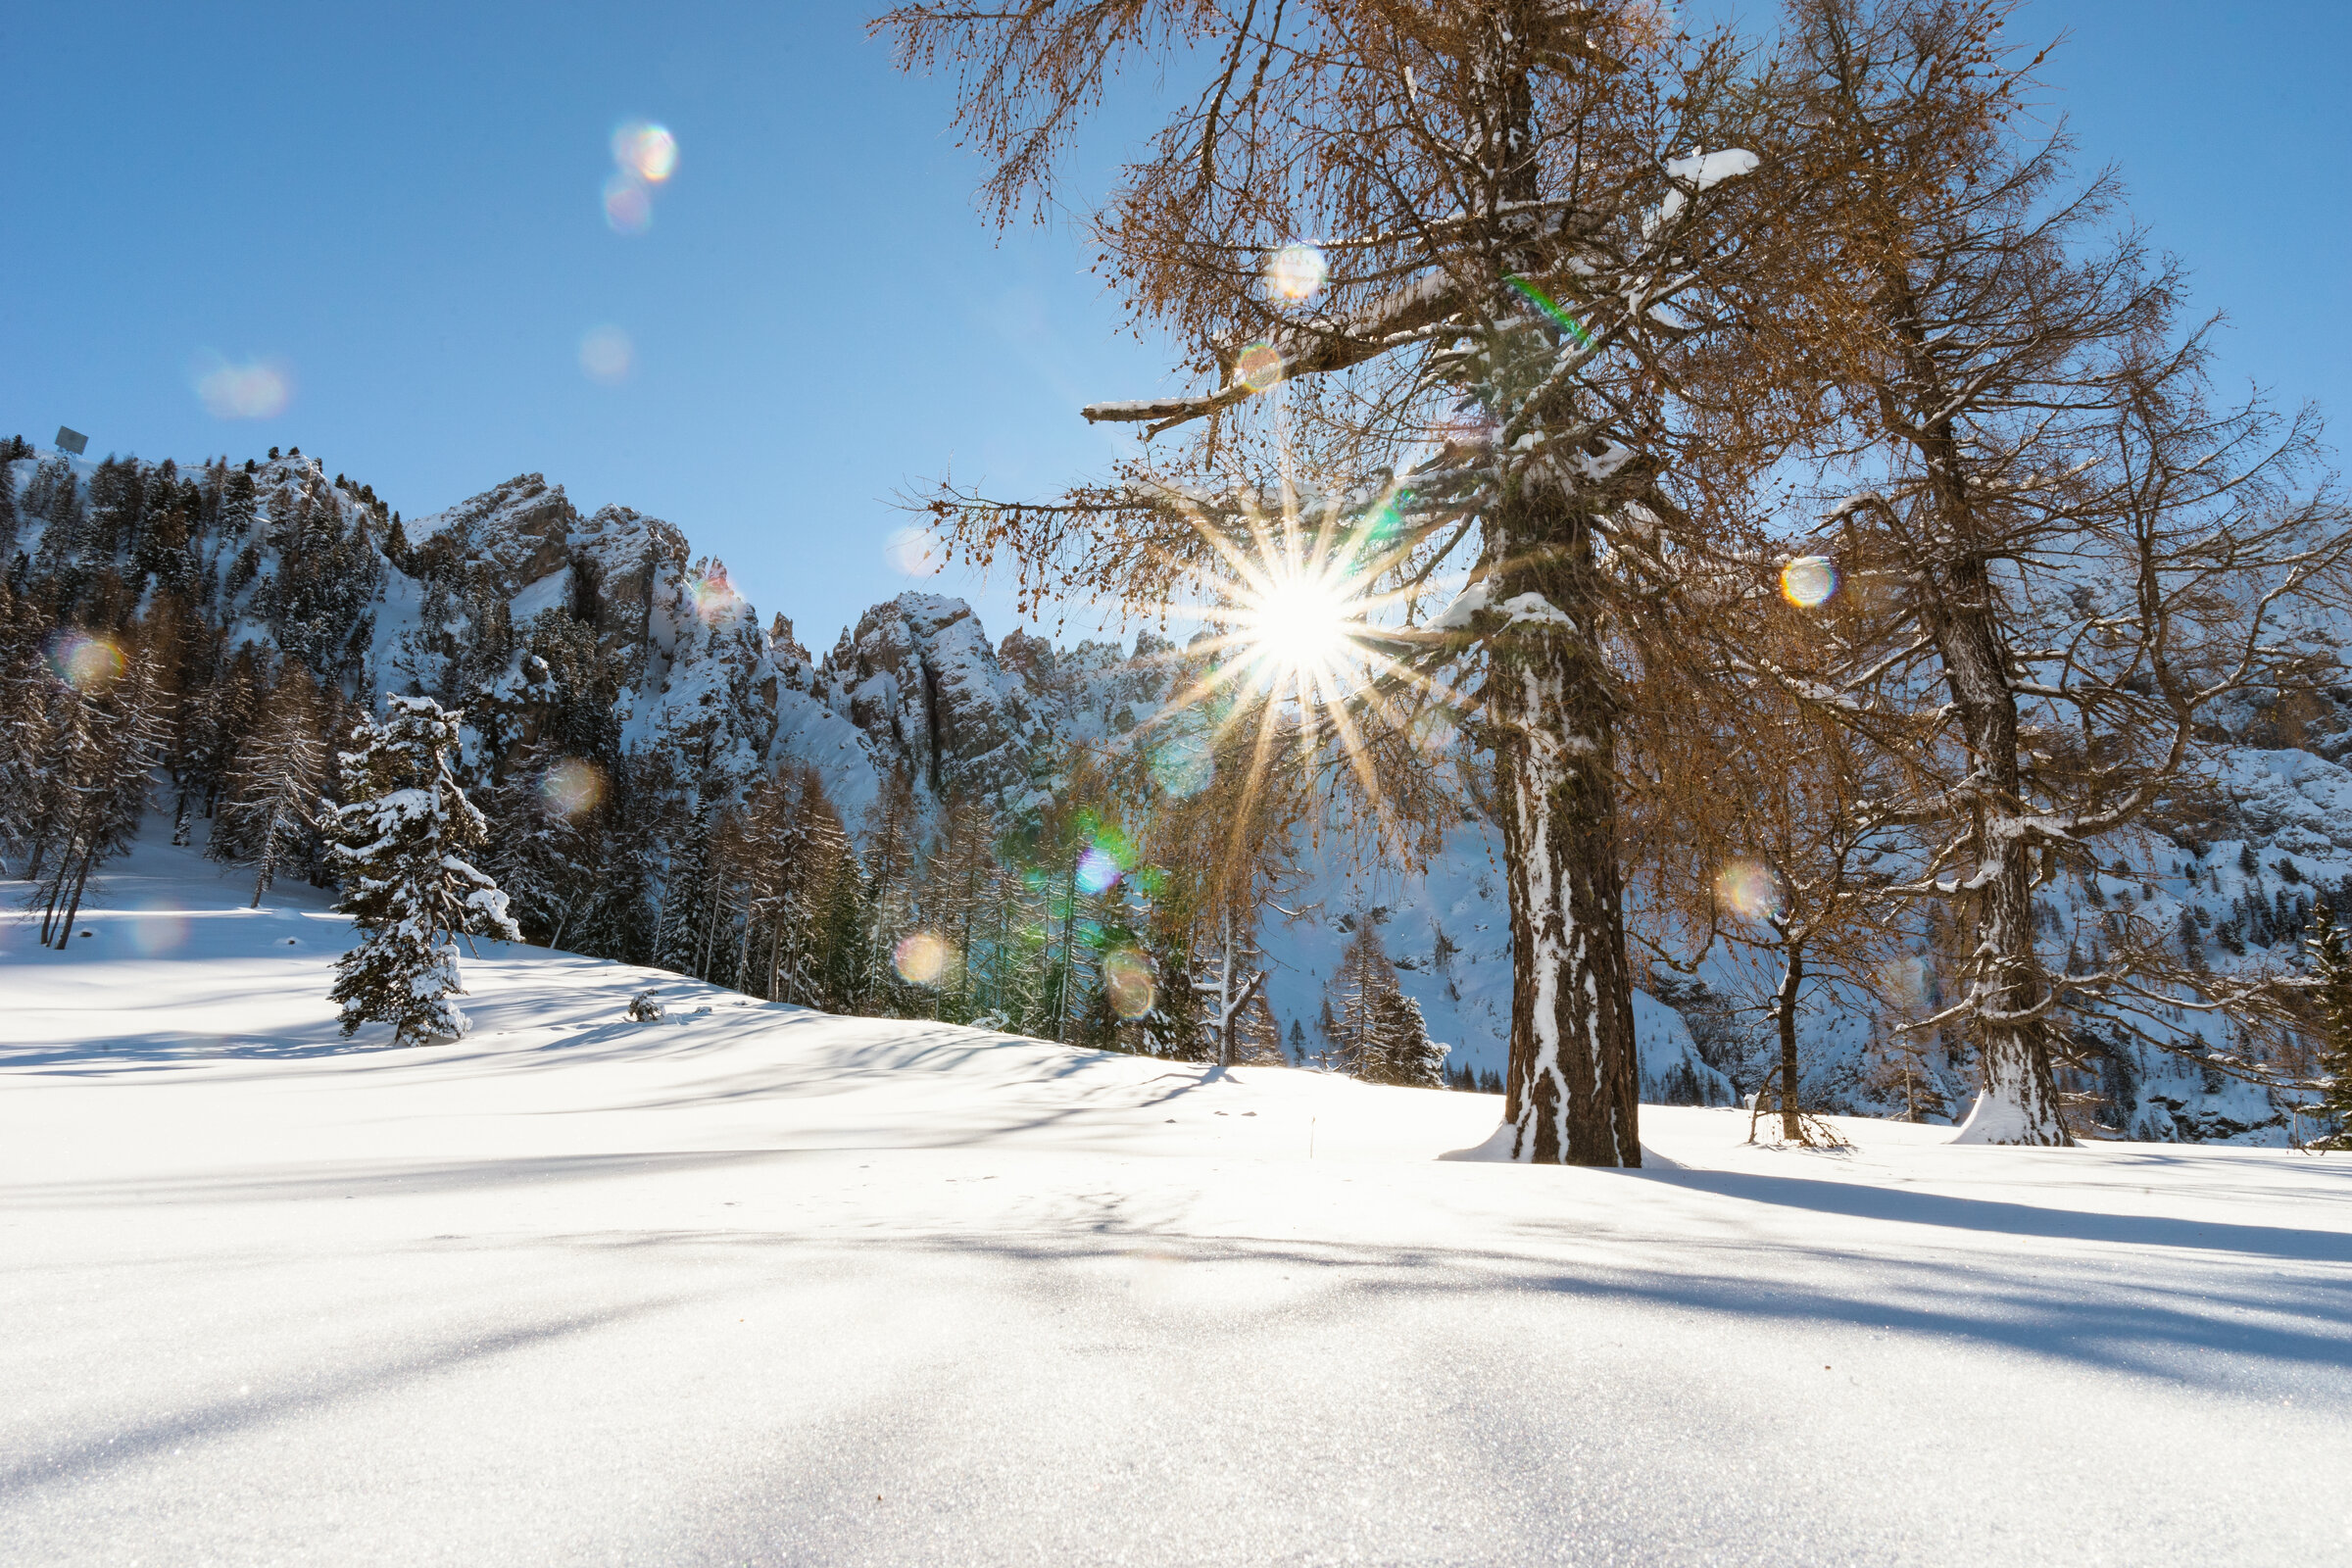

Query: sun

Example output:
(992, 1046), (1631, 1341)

(1123, 486), (1472, 869)
(1239, 564), (1357, 680)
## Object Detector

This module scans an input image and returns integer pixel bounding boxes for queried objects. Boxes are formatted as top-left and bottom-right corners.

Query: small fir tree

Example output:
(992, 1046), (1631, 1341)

(326, 695), (519, 1043)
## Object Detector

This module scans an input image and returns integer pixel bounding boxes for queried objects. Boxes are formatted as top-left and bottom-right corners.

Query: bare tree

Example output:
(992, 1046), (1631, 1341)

(1727, 0), (2352, 1142)
(877, 1), (1796, 1162)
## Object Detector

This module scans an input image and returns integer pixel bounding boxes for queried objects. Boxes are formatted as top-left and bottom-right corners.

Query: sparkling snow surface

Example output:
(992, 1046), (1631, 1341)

(4, 844), (2349, 1565)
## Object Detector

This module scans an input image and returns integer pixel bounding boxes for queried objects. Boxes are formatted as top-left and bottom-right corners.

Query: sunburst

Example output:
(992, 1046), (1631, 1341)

(1127, 489), (1468, 868)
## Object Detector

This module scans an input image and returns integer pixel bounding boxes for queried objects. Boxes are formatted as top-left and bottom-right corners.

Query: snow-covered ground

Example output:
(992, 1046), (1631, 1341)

(5, 841), (2349, 1565)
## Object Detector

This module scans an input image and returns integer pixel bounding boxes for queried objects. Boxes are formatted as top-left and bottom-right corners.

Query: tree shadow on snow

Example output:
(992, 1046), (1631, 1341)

(1622, 1165), (2352, 1265)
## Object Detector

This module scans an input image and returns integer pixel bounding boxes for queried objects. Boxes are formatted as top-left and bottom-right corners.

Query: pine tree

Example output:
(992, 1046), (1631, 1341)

(1313, 997), (1342, 1072)
(32, 644), (172, 948)
(0, 578), (56, 870)
(1323, 922), (1447, 1086)
(860, 768), (923, 1013)
(211, 662), (326, 906)
(921, 793), (1004, 1023)
(1364, 986), (1447, 1088)
(325, 696), (519, 1043)
(2306, 902), (2352, 1151)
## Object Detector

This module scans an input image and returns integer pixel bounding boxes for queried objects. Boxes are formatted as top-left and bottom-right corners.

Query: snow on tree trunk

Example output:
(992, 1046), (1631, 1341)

(1487, 491), (1642, 1167)
(1929, 564), (2070, 1148)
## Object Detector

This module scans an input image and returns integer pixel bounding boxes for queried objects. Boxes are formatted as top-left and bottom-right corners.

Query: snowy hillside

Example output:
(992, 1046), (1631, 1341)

(3, 837), (2348, 1564)
(5, 445), (2348, 1137)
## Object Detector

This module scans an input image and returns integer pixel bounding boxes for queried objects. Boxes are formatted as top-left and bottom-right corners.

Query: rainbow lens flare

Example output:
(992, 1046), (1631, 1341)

(1779, 556), (1838, 609)
(1075, 846), (1124, 897)
(540, 759), (607, 817)
(578, 325), (634, 384)
(893, 931), (950, 987)
(1715, 859), (1781, 922)
(684, 566), (742, 622)
(46, 631), (124, 692)
(1264, 243), (1328, 302)
(190, 353), (291, 419)
(1234, 342), (1286, 393)
(612, 122), (677, 183)
(1101, 949), (1156, 1020)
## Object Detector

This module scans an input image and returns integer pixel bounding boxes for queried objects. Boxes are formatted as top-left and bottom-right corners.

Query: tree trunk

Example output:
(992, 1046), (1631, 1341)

(1920, 540), (2070, 1147)
(1776, 941), (1803, 1142)
(1488, 487), (1642, 1166)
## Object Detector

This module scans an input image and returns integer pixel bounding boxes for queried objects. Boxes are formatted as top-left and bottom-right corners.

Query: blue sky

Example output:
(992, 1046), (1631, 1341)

(4, 1), (2345, 651)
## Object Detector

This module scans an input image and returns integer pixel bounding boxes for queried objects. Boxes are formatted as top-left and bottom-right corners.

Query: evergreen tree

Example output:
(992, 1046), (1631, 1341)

(2306, 902), (2352, 1151)
(860, 768), (923, 1012)
(922, 793), (1004, 1023)
(0, 578), (55, 870)
(0, 443), (18, 560)
(210, 662), (326, 906)
(1323, 922), (1447, 1086)
(1364, 987), (1447, 1088)
(32, 644), (172, 948)
(325, 696), (519, 1043)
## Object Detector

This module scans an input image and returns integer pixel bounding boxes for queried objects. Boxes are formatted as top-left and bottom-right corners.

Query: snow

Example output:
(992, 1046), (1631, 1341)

(4, 838), (2350, 1564)
(1646, 148), (1760, 237)
(1665, 148), (1762, 191)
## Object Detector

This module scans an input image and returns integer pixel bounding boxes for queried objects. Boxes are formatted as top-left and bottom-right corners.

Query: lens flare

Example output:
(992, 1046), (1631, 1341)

(1075, 846), (1124, 897)
(612, 121), (677, 183)
(540, 759), (607, 817)
(46, 631), (124, 692)
(190, 353), (292, 419)
(1779, 556), (1838, 609)
(1101, 949), (1156, 1020)
(1879, 955), (1930, 1009)
(1715, 859), (1782, 922)
(125, 902), (189, 957)
(578, 325), (634, 385)
(886, 525), (943, 577)
(1149, 732), (1214, 799)
(1234, 342), (1286, 393)
(1264, 242), (1329, 302)
(684, 565), (742, 621)
(604, 172), (653, 233)
(893, 930), (950, 987)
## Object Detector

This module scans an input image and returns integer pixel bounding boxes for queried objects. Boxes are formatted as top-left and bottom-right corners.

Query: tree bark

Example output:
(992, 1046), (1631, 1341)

(1777, 940), (1804, 1142)
(1908, 444), (2072, 1147)
(1489, 485), (1642, 1165)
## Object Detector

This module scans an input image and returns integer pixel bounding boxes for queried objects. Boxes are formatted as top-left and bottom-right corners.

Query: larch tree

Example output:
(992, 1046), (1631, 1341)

(325, 695), (520, 1044)
(1730, 0), (2352, 1142)
(1618, 554), (1918, 1145)
(878, 0), (1801, 1163)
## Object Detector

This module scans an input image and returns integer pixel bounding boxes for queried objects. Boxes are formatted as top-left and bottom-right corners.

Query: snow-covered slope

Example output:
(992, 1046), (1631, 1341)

(8, 447), (2347, 1135)
(4, 840), (2348, 1564)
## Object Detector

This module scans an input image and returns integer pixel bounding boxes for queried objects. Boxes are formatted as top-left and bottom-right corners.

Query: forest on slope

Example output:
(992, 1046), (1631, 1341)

(3, 435), (2347, 1141)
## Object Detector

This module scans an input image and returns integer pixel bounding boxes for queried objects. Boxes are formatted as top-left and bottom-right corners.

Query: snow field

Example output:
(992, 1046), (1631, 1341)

(3, 842), (2349, 1564)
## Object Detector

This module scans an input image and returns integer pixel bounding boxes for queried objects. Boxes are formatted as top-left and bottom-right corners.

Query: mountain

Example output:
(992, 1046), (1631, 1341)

(4, 442), (2344, 1140)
